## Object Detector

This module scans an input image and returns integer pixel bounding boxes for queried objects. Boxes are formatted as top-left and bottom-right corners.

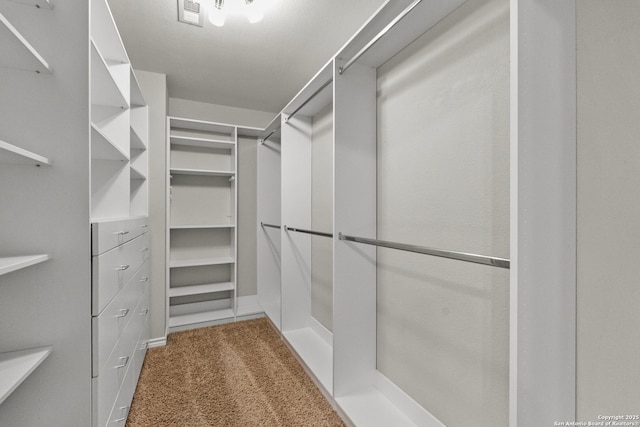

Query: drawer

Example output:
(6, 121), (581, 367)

(92, 233), (150, 315)
(92, 261), (149, 377)
(93, 291), (148, 427)
(92, 217), (149, 256)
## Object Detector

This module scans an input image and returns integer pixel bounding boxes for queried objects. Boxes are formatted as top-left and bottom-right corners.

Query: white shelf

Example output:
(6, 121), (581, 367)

(169, 257), (235, 269)
(169, 117), (235, 135)
(335, 387), (419, 427)
(169, 136), (235, 150)
(129, 67), (146, 107)
(0, 11), (51, 74)
(0, 140), (50, 166)
(130, 165), (146, 181)
(169, 282), (234, 298)
(130, 126), (145, 150)
(0, 346), (52, 405)
(170, 168), (235, 177)
(7, 0), (53, 8)
(91, 123), (128, 161)
(170, 224), (235, 230)
(0, 255), (50, 277)
(90, 40), (129, 109)
(283, 327), (333, 393)
(169, 308), (234, 328)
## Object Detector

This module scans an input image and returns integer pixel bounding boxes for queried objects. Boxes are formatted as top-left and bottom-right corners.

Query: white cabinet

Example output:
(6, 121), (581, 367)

(91, 218), (150, 427)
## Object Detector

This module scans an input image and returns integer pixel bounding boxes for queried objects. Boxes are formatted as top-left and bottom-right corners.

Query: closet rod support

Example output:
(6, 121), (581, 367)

(339, 0), (423, 75)
(260, 129), (277, 144)
(338, 233), (510, 269)
(284, 225), (333, 239)
(285, 78), (333, 122)
(261, 222), (282, 230)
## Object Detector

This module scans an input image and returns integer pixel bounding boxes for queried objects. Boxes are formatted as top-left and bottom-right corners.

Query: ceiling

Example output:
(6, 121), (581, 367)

(108, 0), (387, 113)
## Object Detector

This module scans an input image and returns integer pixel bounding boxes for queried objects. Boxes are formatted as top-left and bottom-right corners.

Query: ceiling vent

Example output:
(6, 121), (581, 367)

(178, 0), (204, 27)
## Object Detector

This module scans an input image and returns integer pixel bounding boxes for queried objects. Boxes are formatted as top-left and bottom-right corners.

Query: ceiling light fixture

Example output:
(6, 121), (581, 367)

(207, 0), (265, 27)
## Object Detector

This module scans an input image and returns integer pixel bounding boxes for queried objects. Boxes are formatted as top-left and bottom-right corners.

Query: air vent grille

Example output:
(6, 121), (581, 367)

(178, 0), (204, 27)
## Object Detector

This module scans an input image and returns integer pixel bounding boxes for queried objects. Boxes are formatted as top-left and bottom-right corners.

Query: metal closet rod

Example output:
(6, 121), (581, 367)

(284, 225), (333, 238)
(261, 222), (281, 230)
(339, 0), (424, 75)
(285, 78), (333, 122)
(338, 233), (510, 269)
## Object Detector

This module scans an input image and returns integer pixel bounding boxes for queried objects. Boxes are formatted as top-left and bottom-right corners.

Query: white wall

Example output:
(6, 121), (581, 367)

(136, 70), (167, 341)
(311, 104), (334, 331)
(577, 1), (640, 420)
(237, 135), (257, 297)
(169, 97), (275, 129)
(375, 0), (510, 425)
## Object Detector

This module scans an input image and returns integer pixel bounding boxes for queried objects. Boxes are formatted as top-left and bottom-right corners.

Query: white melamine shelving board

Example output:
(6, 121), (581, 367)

(170, 224), (235, 230)
(130, 126), (145, 150)
(90, 41), (129, 109)
(169, 136), (235, 150)
(0, 255), (50, 277)
(169, 308), (234, 328)
(129, 68), (145, 107)
(0, 11), (51, 74)
(0, 140), (50, 166)
(169, 118), (234, 135)
(91, 123), (128, 161)
(168, 282), (234, 298)
(130, 165), (146, 181)
(170, 168), (235, 177)
(9, 0), (53, 8)
(0, 346), (52, 405)
(336, 388), (418, 427)
(283, 327), (333, 393)
(169, 257), (235, 269)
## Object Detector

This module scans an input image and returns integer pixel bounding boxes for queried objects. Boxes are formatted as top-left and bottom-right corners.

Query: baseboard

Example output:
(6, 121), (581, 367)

(310, 315), (333, 346)
(146, 337), (167, 348)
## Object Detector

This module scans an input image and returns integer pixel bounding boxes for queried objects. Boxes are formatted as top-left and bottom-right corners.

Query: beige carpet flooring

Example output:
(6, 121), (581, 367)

(126, 318), (345, 427)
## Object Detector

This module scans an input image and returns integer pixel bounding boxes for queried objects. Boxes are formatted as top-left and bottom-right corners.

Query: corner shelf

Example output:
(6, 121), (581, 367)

(0, 255), (50, 277)
(0, 140), (50, 166)
(130, 126), (145, 150)
(170, 168), (235, 177)
(168, 282), (234, 298)
(0, 11), (51, 74)
(169, 136), (235, 150)
(169, 257), (235, 269)
(0, 346), (52, 405)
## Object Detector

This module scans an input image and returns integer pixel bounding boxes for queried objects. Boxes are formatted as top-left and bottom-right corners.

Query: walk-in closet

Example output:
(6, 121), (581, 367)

(1, 0), (638, 426)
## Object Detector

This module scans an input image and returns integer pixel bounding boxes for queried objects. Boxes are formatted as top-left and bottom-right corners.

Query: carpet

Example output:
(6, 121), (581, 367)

(126, 318), (345, 427)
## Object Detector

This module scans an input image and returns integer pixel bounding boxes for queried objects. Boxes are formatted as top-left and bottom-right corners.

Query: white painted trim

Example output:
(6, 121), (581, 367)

(236, 295), (264, 317)
(146, 337), (166, 349)
(374, 371), (445, 427)
(309, 316), (333, 347)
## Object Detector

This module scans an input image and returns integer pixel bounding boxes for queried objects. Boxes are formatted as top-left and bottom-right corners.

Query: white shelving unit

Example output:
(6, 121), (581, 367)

(0, 346), (52, 405)
(0, 255), (50, 277)
(167, 117), (239, 332)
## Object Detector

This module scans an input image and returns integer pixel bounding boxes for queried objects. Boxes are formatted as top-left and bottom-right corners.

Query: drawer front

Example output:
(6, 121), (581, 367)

(92, 217), (149, 256)
(92, 232), (150, 315)
(92, 261), (149, 377)
(94, 291), (148, 427)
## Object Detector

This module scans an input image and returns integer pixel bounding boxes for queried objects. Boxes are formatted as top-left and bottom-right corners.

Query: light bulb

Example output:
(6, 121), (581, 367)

(245, 0), (263, 23)
(209, 0), (226, 27)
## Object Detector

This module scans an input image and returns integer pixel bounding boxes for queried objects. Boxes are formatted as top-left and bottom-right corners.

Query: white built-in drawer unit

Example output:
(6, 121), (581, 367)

(92, 260), (148, 377)
(92, 231), (149, 316)
(91, 217), (150, 427)
(92, 217), (149, 256)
